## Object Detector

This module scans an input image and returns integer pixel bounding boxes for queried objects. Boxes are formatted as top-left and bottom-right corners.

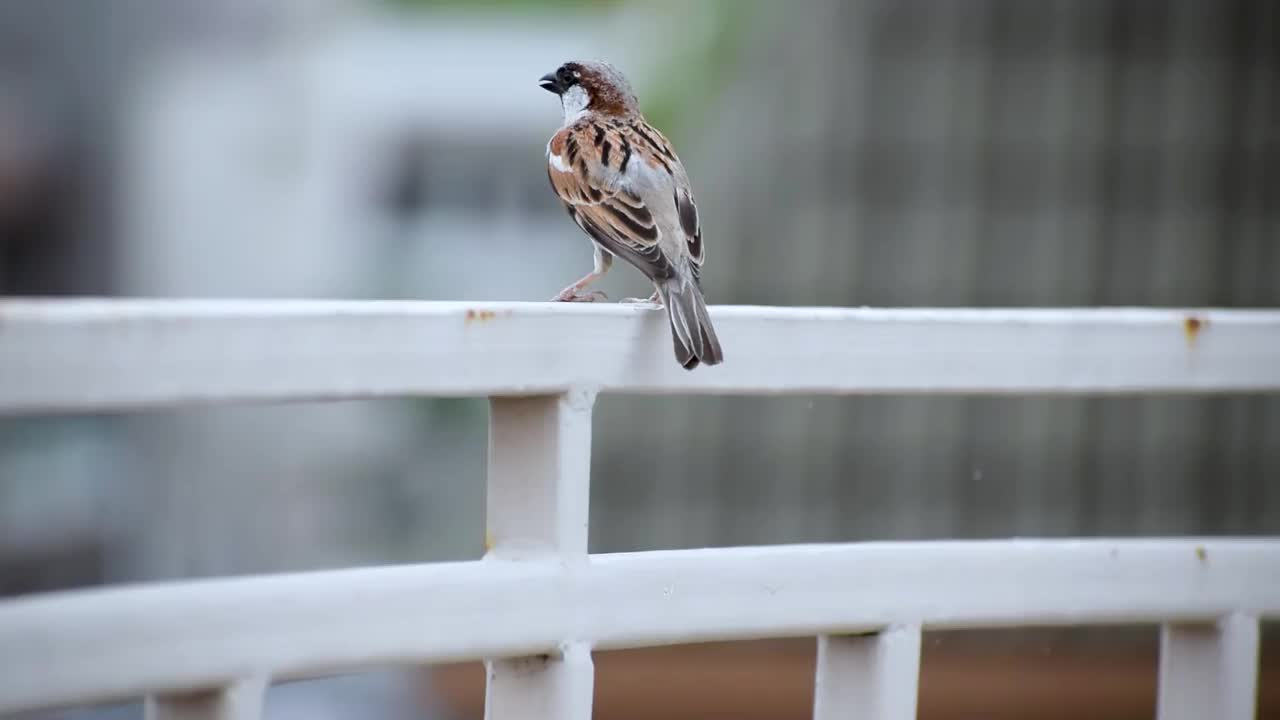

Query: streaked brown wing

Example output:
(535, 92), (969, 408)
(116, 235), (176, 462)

(547, 124), (676, 281)
(619, 120), (704, 276)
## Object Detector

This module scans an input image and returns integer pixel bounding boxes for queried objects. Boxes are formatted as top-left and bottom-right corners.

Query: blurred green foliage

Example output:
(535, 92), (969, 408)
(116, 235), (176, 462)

(639, 1), (749, 138)
(387, 0), (623, 10)
(382, 0), (752, 139)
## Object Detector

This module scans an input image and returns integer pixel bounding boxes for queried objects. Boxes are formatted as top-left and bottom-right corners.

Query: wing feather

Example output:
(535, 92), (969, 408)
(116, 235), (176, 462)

(675, 187), (704, 274)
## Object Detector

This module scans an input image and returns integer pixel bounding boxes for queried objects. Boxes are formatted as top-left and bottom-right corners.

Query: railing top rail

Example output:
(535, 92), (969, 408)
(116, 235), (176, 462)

(2, 299), (1278, 413)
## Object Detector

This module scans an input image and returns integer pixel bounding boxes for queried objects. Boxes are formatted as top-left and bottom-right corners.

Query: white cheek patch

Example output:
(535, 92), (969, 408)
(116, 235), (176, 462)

(548, 151), (571, 173)
(561, 84), (591, 123)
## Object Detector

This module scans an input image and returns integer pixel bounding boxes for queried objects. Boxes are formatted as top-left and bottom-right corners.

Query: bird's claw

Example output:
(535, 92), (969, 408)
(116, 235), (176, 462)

(621, 292), (662, 306)
(553, 289), (608, 303)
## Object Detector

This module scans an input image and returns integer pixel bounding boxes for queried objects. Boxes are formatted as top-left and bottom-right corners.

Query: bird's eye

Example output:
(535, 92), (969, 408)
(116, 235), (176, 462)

(557, 67), (576, 86)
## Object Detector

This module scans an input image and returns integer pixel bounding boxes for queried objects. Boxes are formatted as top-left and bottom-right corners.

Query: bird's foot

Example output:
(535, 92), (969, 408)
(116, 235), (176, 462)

(552, 288), (608, 302)
(621, 290), (662, 306)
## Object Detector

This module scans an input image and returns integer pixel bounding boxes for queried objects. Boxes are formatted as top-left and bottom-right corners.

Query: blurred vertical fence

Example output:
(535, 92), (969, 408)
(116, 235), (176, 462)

(590, 0), (1279, 552)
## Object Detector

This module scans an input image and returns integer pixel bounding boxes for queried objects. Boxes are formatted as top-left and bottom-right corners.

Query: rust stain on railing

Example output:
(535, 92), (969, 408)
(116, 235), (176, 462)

(1183, 316), (1206, 347)
(465, 309), (510, 324)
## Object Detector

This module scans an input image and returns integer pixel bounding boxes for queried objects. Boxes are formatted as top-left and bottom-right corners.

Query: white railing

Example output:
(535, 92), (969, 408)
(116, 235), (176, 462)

(1, 299), (1279, 720)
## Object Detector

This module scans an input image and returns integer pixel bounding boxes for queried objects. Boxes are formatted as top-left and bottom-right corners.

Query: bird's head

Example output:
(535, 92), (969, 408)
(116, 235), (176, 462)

(539, 60), (639, 121)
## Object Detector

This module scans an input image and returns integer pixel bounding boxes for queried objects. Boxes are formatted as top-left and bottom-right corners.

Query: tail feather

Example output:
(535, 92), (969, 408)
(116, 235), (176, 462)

(662, 278), (723, 370)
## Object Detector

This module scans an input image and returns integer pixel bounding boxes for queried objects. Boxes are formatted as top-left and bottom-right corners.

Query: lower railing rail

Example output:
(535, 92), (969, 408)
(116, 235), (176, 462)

(2, 537), (1276, 718)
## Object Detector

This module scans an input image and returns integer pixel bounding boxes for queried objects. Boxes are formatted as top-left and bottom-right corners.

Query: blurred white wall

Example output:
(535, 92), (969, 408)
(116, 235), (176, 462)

(107, 1), (706, 586)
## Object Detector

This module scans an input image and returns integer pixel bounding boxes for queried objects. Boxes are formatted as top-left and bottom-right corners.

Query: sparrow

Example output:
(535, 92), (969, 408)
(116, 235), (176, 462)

(539, 60), (723, 370)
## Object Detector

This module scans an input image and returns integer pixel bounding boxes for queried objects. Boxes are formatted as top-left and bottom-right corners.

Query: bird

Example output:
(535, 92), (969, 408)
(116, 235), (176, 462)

(538, 60), (723, 370)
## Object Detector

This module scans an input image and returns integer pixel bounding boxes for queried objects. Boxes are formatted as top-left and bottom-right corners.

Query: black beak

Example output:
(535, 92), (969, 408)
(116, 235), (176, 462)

(538, 72), (563, 95)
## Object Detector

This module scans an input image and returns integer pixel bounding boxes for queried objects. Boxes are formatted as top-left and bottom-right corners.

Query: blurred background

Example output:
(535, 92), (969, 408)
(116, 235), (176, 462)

(1, 0), (1278, 718)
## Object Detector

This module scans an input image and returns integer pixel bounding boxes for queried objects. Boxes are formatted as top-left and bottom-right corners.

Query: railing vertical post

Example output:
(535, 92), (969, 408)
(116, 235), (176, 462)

(813, 625), (922, 720)
(483, 390), (596, 720)
(1157, 614), (1259, 720)
(146, 678), (266, 720)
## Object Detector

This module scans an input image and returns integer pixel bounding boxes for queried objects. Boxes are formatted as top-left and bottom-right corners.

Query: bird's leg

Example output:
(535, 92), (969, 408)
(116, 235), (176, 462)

(552, 246), (612, 302)
(622, 287), (662, 305)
